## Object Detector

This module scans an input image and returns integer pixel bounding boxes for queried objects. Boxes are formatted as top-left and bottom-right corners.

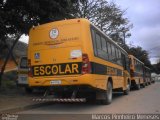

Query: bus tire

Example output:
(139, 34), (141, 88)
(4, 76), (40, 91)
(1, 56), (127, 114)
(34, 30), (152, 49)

(101, 81), (112, 105)
(146, 82), (149, 86)
(142, 83), (146, 88)
(136, 80), (141, 90)
(124, 80), (130, 95)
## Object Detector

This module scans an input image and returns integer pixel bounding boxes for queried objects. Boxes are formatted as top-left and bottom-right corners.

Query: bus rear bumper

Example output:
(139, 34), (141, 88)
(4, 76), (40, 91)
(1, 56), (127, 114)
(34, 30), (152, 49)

(28, 74), (97, 88)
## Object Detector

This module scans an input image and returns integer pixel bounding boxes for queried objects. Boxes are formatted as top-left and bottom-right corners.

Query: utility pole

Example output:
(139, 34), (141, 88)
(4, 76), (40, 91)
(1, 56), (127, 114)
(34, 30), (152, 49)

(122, 27), (126, 45)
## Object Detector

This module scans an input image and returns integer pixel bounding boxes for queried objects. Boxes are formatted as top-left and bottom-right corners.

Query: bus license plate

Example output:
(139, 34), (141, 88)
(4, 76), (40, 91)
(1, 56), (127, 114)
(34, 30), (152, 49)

(50, 80), (61, 85)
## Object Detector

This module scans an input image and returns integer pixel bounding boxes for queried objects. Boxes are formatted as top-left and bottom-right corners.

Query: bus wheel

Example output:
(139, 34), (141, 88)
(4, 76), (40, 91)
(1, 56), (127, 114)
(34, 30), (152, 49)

(124, 81), (130, 95)
(142, 83), (146, 88)
(101, 81), (112, 105)
(136, 81), (141, 90)
(146, 82), (149, 86)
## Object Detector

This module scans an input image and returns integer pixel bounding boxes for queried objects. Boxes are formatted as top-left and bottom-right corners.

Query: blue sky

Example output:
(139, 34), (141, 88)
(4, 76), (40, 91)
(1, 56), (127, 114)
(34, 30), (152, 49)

(112, 0), (160, 64)
(19, 0), (160, 64)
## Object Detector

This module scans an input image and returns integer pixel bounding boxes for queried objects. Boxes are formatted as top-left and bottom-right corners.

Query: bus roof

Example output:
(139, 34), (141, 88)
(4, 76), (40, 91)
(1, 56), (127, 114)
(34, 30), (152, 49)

(30, 18), (90, 31)
(145, 66), (150, 70)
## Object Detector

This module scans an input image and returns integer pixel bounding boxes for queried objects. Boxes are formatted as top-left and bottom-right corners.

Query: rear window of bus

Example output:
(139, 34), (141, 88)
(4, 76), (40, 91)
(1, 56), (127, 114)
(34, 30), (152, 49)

(20, 57), (28, 69)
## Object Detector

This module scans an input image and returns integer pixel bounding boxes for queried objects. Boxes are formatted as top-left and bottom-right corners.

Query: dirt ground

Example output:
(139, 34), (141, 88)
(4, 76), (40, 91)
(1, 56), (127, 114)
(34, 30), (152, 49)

(19, 82), (160, 114)
(0, 82), (159, 118)
(0, 87), (44, 112)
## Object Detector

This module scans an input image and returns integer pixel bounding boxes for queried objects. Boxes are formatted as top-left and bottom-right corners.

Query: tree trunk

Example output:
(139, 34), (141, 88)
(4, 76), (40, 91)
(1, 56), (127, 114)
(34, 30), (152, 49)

(2, 39), (18, 65)
(0, 34), (21, 88)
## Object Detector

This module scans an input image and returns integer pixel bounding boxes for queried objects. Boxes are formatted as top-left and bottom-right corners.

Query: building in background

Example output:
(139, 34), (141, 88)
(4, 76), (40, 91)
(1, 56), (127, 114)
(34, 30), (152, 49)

(151, 73), (160, 82)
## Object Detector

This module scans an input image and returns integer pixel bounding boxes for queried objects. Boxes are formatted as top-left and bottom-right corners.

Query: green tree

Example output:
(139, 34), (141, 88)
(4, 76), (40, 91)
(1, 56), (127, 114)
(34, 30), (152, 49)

(128, 46), (152, 68)
(0, 0), (77, 87)
(71, 0), (132, 44)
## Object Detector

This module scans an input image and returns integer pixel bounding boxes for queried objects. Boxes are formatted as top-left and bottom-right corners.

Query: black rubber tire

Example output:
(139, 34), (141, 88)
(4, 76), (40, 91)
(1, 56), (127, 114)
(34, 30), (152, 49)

(101, 81), (112, 105)
(124, 81), (130, 95)
(146, 82), (149, 86)
(136, 82), (141, 90)
(142, 83), (146, 88)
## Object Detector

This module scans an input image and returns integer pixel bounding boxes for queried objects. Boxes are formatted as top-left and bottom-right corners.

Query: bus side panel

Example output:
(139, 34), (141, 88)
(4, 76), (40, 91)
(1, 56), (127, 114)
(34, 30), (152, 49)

(84, 24), (125, 90)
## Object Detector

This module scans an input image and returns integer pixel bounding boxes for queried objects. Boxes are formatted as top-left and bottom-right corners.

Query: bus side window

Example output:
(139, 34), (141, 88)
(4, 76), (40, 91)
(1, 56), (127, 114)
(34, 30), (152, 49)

(111, 44), (115, 61)
(95, 33), (101, 50)
(122, 53), (126, 70)
(107, 42), (112, 61)
(115, 47), (118, 64)
(129, 58), (132, 68)
(126, 56), (130, 72)
(134, 59), (136, 71)
(117, 49), (122, 65)
(105, 40), (109, 59)
(101, 37), (108, 60)
(20, 57), (28, 68)
(91, 29), (98, 56)
(101, 37), (107, 52)
(95, 33), (102, 58)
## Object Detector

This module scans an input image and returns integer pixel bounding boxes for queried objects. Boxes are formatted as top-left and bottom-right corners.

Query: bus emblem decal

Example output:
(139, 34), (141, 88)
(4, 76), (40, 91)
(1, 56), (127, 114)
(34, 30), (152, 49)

(49, 28), (59, 39)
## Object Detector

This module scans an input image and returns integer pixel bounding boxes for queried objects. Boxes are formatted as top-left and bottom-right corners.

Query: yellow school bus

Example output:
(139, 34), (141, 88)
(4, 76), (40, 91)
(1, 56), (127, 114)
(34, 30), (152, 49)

(129, 55), (145, 89)
(28, 18), (130, 104)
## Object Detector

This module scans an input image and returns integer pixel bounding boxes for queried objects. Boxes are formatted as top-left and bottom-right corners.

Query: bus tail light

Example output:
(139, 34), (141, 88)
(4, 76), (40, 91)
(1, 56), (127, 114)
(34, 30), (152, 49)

(28, 59), (33, 77)
(82, 54), (91, 74)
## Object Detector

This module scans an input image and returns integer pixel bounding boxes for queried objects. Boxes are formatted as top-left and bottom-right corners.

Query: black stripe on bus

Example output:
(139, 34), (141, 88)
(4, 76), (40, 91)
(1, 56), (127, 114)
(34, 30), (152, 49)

(31, 62), (123, 77)
(91, 62), (123, 76)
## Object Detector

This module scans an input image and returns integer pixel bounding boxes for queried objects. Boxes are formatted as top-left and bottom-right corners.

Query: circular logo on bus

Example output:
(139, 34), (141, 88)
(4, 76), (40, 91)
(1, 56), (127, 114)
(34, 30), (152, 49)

(49, 28), (59, 39)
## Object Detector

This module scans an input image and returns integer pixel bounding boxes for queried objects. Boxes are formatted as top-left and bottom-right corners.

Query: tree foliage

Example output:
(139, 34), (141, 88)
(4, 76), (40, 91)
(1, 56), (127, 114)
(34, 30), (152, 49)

(0, 0), (77, 86)
(0, 0), (154, 86)
(152, 59), (160, 74)
(71, 0), (133, 44)
(1, 0), (75, 35)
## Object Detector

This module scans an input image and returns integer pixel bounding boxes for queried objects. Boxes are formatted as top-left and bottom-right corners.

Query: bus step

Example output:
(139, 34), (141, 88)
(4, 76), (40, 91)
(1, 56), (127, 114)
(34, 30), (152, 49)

(33, 98), (86, 102)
